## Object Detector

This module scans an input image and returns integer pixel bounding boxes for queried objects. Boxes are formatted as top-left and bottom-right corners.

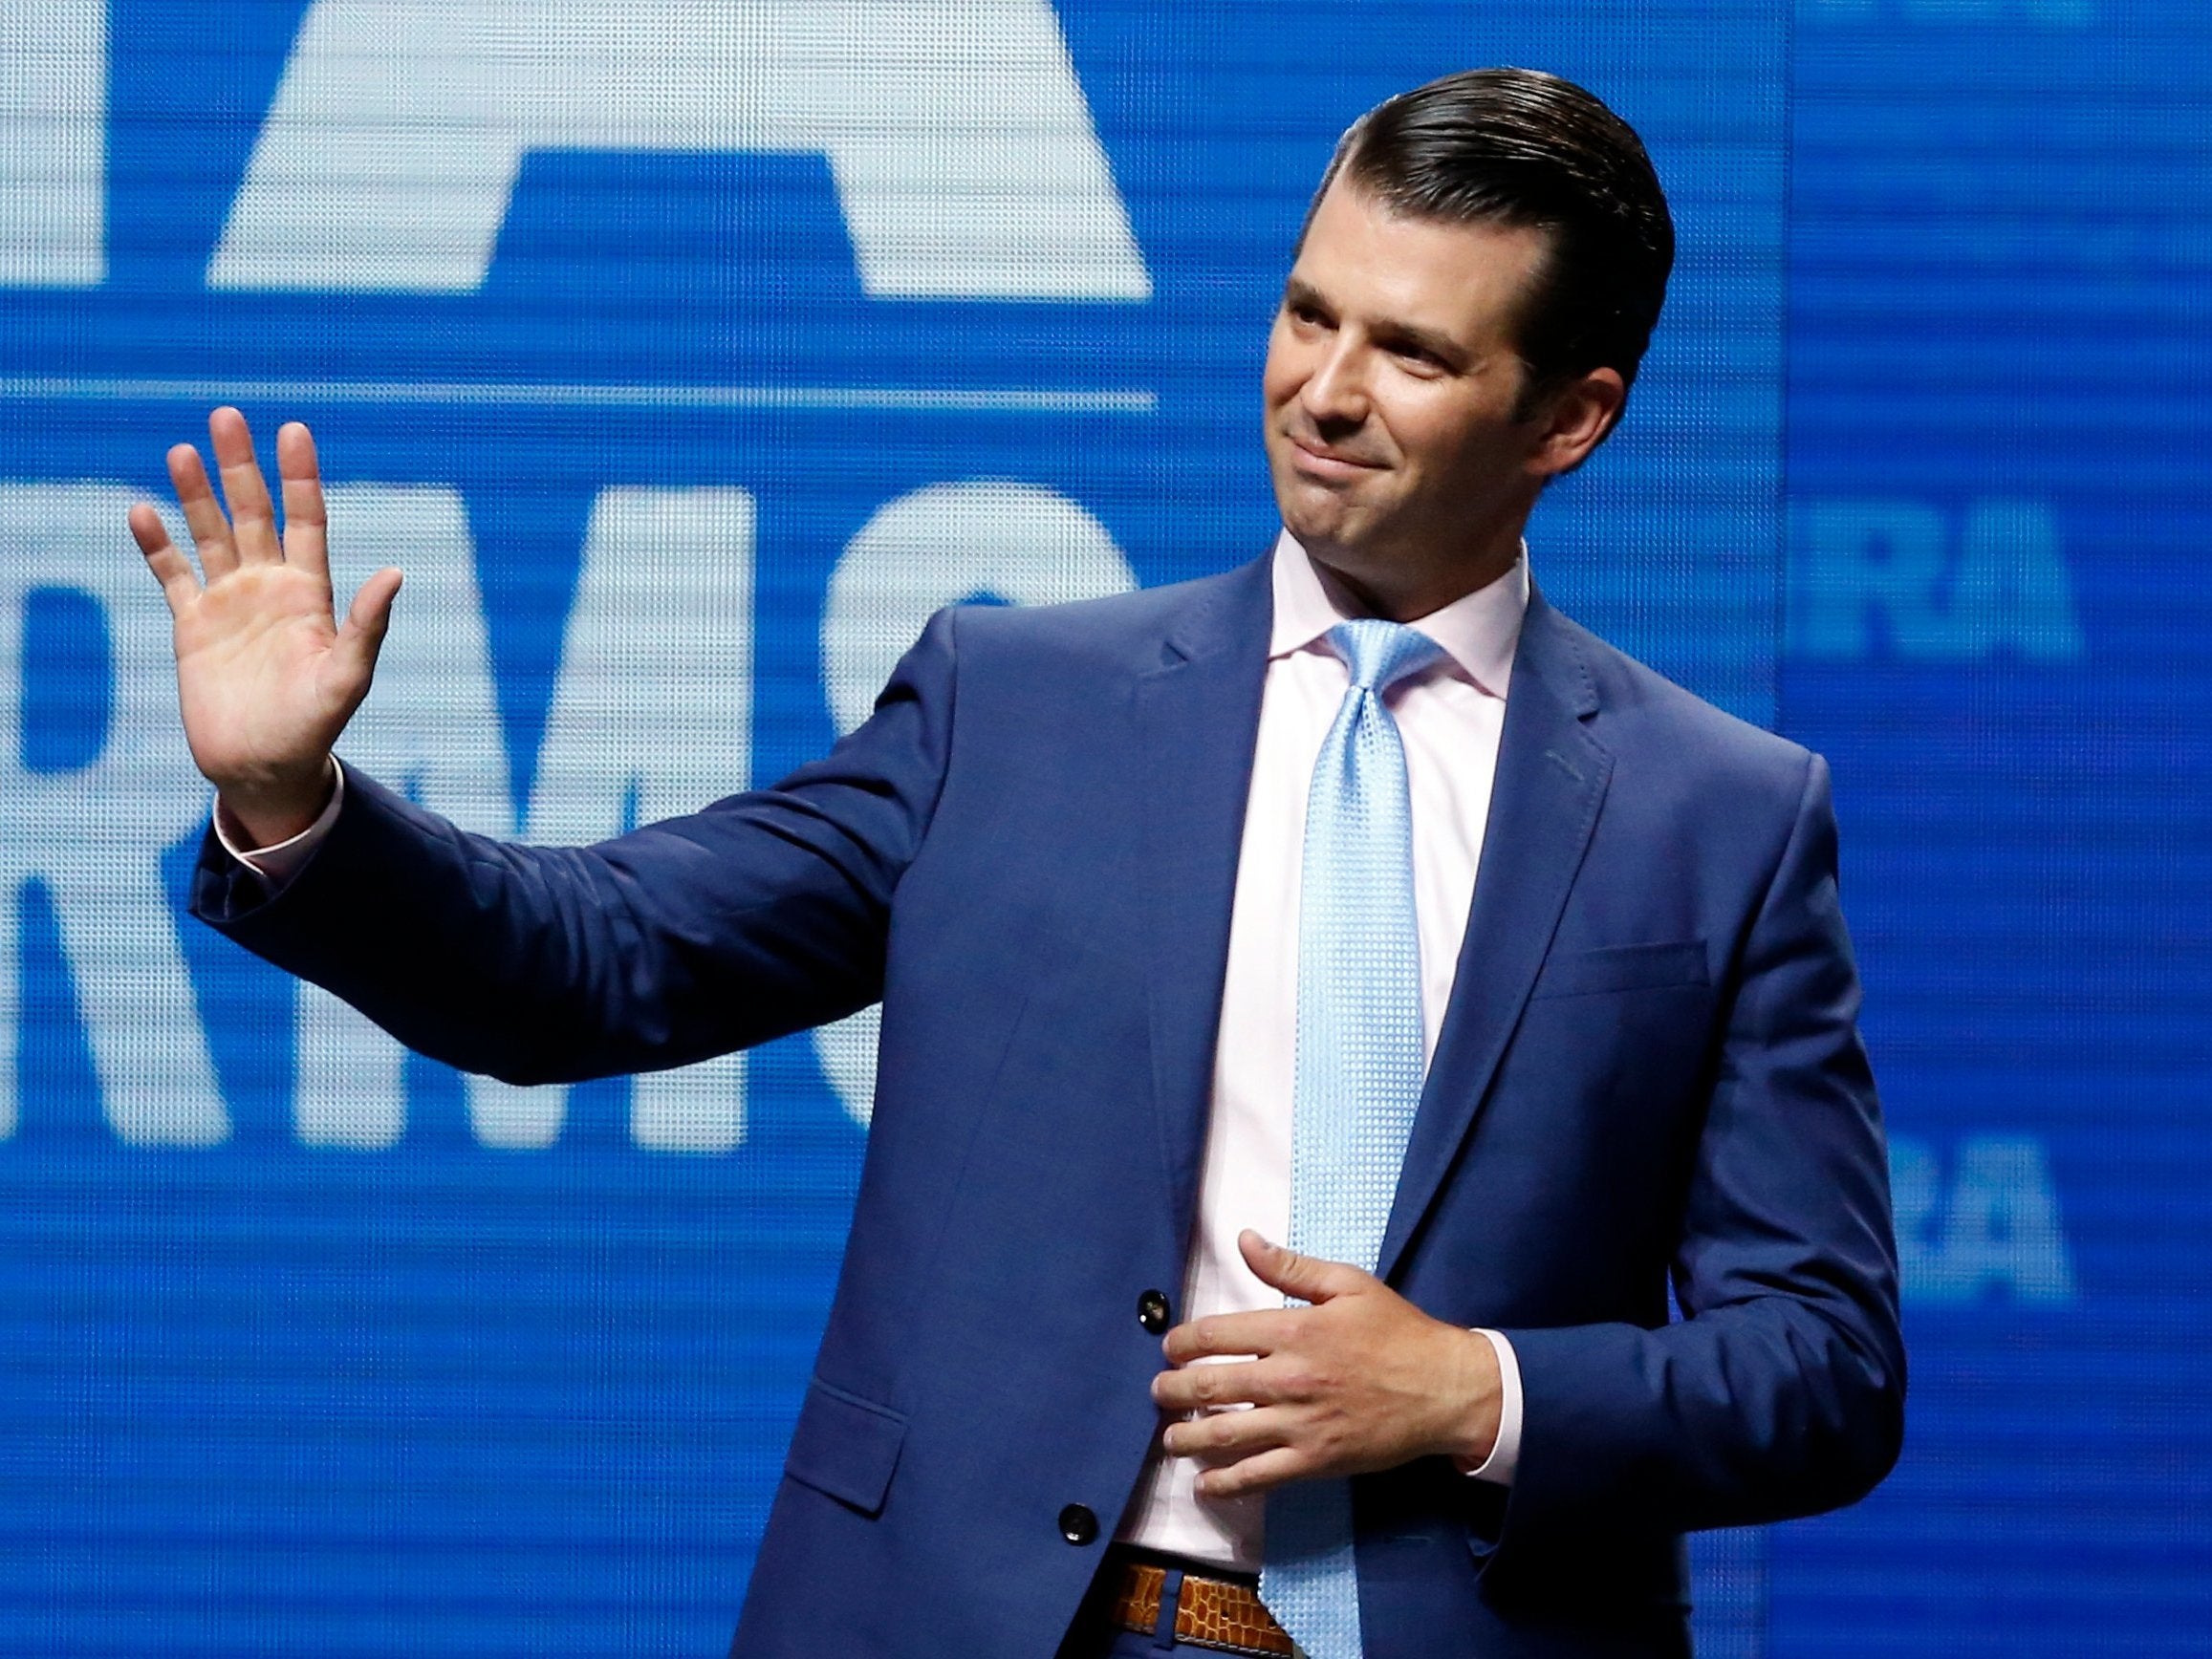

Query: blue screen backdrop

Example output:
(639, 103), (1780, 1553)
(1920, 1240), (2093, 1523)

(0, 1), (2200, 1653)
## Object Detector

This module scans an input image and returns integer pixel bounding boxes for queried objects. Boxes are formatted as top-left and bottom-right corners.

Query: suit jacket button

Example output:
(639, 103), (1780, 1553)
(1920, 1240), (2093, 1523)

(1058, 1503), (1098, 1546)
(1138, 1289), (1171, 1335)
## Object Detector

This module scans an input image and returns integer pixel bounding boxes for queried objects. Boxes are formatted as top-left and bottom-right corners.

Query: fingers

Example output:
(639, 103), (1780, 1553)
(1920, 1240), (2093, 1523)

(1162, 1309), (1293, 1366)
(1152, 1363), (1348, 1498)
(331, 567), (402, 691)
(1239, 1230), (1369, 1304)
(276, 421), (330, 581)
(209, 406), (282, 566)
(1162, 1402), (1291, 1463)
(1194, 1447), (1308, 1501)
(1153, 1356), (1290, 1414)
(128, 502), (202, 616)
(166, 441), (238, 580)
(160, 410), (323, 586)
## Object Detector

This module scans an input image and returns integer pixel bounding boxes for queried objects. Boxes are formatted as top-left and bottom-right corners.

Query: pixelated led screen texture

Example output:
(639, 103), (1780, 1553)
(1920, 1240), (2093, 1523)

(0, 2), (2204, 1654)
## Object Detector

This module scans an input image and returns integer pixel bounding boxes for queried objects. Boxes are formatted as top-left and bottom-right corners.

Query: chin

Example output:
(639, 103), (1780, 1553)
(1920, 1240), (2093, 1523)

(1275, 485), (1355, 549)
(1284, 505), (1372, 562)
(1281, 512), (1342, 557)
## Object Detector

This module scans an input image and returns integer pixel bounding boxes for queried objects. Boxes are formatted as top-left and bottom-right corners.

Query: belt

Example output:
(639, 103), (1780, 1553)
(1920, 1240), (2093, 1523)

(1109, 1555), (1295, 1656)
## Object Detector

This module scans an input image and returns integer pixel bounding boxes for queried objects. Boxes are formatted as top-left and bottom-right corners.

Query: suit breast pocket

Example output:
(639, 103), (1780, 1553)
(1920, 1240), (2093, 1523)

(783, 1377), (908, 1518)
(1528, 939), (1709, 1001)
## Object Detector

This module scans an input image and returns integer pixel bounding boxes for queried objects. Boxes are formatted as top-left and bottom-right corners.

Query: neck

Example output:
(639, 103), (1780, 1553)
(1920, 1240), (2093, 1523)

(1303, 531), (1523, 623)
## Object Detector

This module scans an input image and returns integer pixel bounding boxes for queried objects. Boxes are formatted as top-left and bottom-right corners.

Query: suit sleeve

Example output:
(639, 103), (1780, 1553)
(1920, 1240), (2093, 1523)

(1495, 751), (1905, 1549)
(189, 607), (964, 1088)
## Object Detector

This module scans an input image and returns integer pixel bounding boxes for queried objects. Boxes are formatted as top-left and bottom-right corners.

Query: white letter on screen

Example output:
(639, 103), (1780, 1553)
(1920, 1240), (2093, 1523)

(0, 485), (226, 1144)
(1891, 1133), (2076, 1306)
(1952, 499), (2085, 662)
(521, 487), (756, 1153)
(303, 486), (521, 1150)
(1789, 499), (1953, 660)
(0, 0), (104, 287)
(813, 482), (1136, 1126)
(208, 0), (1149, 300)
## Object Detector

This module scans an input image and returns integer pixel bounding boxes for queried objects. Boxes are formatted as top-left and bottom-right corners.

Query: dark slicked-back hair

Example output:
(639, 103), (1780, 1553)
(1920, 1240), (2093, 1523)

(1306, 67), (1676, 412)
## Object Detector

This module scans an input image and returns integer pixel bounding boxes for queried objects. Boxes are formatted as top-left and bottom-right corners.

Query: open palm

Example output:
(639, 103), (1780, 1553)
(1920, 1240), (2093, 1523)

(129, 407), (401, 845)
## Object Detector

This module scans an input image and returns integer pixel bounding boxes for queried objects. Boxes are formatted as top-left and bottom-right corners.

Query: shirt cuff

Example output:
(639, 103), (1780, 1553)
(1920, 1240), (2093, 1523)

(1457, 1327), (1523, 1485)
(211, 761), (346, 889)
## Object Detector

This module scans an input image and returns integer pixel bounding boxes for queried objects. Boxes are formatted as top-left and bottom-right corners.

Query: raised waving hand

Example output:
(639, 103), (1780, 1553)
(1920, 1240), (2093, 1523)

(128, 407), (400, 849)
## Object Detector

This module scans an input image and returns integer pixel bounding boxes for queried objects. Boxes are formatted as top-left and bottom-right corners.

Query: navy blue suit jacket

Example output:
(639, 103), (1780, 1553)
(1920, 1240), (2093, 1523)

(194, 553), (1903, 1658)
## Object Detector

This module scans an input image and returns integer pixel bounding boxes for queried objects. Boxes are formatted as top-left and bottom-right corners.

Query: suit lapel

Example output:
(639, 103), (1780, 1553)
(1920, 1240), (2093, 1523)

(1376, 593), (1612, 1282)
(1135, 556), (1274, 1244)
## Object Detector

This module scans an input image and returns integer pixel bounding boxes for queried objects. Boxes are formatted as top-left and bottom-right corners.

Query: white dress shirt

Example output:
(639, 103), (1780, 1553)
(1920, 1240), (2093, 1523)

(216, 530), (1530, 1575)
(1116, 532), (1528, 1570)
(222, 762), (346, 884)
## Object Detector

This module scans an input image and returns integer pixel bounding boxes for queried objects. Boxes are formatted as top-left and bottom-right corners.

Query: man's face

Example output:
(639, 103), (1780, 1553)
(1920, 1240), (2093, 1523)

(1262, 179), (1560, 606)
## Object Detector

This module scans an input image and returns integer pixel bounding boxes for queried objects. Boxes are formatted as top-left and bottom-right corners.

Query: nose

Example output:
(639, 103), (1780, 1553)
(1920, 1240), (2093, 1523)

(1301, 335), (1370, 428)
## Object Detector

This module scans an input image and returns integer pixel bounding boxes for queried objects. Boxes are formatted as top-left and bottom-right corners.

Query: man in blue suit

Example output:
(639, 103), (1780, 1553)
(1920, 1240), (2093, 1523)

(133, 67), (1899, 1659)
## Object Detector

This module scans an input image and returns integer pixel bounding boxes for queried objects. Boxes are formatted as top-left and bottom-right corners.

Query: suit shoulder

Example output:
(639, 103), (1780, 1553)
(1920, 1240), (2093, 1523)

(943, 563), (1257, 675)
(1556, 609), (1817, 804)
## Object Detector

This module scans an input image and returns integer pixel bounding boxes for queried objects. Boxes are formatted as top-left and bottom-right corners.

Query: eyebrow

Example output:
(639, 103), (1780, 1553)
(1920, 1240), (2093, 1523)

(1282, 277), (1473, 373)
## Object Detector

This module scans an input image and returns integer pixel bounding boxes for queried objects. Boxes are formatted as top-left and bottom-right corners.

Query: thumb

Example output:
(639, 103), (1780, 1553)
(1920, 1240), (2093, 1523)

(1240, 1229), (1364, 1303)
(332, 567), (402, 689)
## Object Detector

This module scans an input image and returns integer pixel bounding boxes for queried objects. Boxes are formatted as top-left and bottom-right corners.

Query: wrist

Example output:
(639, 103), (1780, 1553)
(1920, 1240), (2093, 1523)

(1437, 1324), (1503, 1465)
(217, 757), (337, 851)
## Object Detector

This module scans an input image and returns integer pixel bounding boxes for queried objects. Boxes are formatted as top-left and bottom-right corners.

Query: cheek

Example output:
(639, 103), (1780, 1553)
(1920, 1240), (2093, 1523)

(1261, 319), (1318, 412)
(1412, 408), (1521, 485)
(1377, 404), (1453, 477)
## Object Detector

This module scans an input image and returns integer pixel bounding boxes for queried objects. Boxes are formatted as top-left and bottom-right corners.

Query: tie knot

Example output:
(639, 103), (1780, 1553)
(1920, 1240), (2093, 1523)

(1327, 619), (1445, 695)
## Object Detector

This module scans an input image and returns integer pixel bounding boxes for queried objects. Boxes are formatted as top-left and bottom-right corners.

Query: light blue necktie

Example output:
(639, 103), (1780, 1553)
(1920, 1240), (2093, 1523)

(1260, 619), (1444, 1659)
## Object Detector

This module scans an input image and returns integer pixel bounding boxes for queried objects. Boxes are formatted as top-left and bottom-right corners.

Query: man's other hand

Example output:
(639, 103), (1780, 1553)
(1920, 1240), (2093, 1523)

(1149, 1230), (1502, 1498)
(129, 407), (400, 849)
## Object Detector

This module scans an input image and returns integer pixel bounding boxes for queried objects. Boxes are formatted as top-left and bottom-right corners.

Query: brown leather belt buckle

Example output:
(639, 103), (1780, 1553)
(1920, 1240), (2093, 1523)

(1110, 1558), (1296, 1656)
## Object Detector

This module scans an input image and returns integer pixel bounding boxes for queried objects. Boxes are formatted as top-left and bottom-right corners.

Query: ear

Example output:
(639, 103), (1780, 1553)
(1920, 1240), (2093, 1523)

(1524, 366), (1627, 480)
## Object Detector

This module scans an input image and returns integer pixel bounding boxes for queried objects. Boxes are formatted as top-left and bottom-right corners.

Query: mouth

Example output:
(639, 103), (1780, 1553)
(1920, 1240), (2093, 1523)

(1285, 434), (1384, 481)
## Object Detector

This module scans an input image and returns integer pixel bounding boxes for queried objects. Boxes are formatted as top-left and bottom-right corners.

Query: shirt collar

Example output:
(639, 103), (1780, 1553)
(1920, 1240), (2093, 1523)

(1268, 528), (1529, 699)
